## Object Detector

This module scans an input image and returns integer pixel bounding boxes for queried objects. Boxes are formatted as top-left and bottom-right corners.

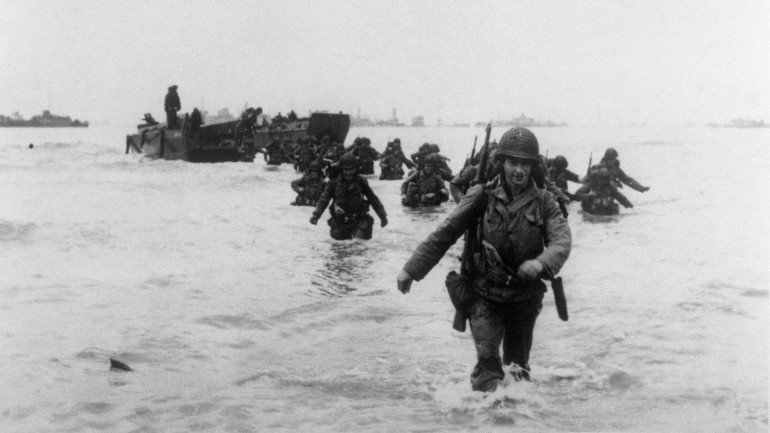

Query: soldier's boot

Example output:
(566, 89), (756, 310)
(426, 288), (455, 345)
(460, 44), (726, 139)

(470, 357), (505, 392)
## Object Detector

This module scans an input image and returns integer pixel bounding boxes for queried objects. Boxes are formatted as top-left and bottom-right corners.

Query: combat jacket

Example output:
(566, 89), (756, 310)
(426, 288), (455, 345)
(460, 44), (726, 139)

(600, 159), (647, 192)
(291, 176), (327, 202)
(548, 167), (581, 192)
(164, 91), (180, 112)
(404, 175), (571, 302)
(312, 175), (386, 221)
(400, 171), (448, 199)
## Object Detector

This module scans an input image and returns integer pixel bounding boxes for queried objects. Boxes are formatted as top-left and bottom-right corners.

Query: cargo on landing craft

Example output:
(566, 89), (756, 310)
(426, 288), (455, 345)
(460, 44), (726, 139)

(125, 109), (350, 163)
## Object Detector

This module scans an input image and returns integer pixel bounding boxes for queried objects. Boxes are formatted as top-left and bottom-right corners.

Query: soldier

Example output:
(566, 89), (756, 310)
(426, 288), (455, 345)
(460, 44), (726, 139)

(164, 85), (181, 129)
(318, 134), (344, 163)
(597, 148), (650, 192)
(294, 136), (317, 173)
(310, 154), (388, 240)
(547, 155), (581, 200)
(396, 127), (571, 392)
(263, 138), (284, 165)
(573, 167), (633, 215)
(379, 139), (415, 180)
(291, 161), (327, 206)
(349, 137), (380, 175)
(450, 141), (499, 203)
(401, 154), (450, 207)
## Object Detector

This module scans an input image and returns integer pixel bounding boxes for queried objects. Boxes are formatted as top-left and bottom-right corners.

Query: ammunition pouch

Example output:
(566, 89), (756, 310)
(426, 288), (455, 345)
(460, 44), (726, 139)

(445, 271), (476, 312)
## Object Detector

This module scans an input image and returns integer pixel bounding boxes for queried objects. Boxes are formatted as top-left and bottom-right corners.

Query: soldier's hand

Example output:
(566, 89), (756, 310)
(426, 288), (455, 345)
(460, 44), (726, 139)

(641, 186), (650, 192)
(517, 259), (544, 281)
(309, 216), (319, 225)
(397, 269), (413, 294)
(380, 216), (388, 227)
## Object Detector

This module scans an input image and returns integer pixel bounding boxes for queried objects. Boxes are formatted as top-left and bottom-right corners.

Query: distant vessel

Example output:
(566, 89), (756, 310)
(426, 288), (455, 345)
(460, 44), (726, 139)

(202, 108), (236, 125)
(476, 113), (567, 128)
(708, 118), (767, 128)
(0, 110), (89, 127)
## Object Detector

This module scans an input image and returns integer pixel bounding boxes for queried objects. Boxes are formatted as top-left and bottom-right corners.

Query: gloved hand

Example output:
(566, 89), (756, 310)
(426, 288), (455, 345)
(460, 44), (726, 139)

(309, 215), (319, 225)
(380, 215), (388, 227)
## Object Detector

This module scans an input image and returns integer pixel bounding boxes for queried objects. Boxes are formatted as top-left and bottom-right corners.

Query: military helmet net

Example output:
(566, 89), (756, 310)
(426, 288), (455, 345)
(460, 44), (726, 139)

(497, 127), (539, 161)
(553, 155), (568, 169)
(339, 153), (358, 168)
(604, 148), (619, 160)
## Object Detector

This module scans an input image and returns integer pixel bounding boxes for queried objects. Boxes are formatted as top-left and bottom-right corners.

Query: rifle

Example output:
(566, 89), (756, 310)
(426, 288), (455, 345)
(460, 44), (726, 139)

(451, 123), (491, 332)
(586, 151), (593, 177)
(470, 135), (478, 162)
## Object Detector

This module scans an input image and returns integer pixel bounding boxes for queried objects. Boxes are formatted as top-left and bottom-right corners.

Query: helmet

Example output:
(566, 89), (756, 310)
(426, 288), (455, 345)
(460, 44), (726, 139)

(553, 155), (568, 169)
(429, 144), (441, 154)
(423, 153), (440, 167)
(604, 148), (618, 160)
(339, 153), (358, 168)
(497, 127), (539, 161)
(393, 138), (401, 143)
(359, 137), (371, 145)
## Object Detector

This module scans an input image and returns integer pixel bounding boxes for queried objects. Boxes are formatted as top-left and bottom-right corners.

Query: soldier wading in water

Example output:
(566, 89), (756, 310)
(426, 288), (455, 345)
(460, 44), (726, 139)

(396, 127), (571, 392)
(310, 154), (388, 240)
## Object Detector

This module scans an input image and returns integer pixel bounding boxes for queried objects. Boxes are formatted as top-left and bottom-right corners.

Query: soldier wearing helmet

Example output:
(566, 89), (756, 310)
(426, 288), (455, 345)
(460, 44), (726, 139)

(400, 153), (450, 207)
(547, 155), (581, 200)
(380, 139), (415, 180)
(596, 147), (650, 192)
(348, 137), (380, 175)
(396, 127), (571, 392)
(573, 166), (633, 215)
(310, 153), (388, 240)
(293, 135), (317, 173)
(291, 161), (327, 206)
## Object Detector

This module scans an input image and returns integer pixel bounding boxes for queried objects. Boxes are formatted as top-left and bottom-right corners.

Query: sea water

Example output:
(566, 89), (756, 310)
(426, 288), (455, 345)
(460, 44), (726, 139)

(0, 124), (767, 432)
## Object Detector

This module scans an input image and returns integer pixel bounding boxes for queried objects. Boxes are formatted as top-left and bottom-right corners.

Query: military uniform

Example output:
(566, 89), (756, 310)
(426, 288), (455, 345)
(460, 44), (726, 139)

(350, 138), (380, 175)
(164, 85), (181, 129)
(401, 157), (450, 207)
(574, 168), (633, 215)
(547, 156), (581, 200)
(311, 156), (387, 240)
(291, 163), (327, 206)
(398, 127), (571, 392)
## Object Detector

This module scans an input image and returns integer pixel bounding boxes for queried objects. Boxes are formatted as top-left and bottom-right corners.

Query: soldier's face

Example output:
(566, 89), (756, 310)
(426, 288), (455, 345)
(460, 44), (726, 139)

(343, 166), (356, 179)
(503, 157), (532, 189)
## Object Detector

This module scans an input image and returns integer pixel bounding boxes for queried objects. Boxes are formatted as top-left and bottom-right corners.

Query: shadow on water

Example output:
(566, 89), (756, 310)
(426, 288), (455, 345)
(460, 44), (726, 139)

(579, 211), (623, 224)
(310, 241), (376, 297)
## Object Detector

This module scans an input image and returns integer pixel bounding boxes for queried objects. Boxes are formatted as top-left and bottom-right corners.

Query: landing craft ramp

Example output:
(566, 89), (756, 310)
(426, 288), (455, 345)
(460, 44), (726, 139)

(126, 111), (350, 163)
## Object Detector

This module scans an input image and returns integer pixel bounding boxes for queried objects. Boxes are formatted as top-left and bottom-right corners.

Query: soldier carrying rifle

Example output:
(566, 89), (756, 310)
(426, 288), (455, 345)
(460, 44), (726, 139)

(396, 126), (572, 392)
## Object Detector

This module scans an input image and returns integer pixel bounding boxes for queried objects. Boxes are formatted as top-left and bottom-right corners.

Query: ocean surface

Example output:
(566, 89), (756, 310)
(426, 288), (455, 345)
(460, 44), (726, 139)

(0, 123), (767, 432)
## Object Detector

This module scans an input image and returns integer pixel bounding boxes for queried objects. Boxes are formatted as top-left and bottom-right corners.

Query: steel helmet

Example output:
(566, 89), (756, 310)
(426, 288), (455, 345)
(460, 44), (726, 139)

(594, 168), (611, 183)
(553, 155), (568, 169)
(604, 148), (618, 160)
(497, 127), (539, 161)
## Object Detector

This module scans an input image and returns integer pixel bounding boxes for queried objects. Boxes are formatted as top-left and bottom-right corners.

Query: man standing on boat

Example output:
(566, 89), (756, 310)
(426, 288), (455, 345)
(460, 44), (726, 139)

(164, 85), (181, 129)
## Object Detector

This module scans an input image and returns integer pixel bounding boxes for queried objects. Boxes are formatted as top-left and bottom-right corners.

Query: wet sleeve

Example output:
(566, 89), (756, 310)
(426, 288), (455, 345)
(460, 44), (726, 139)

(538, 192), (572, 277)
(402, 155), (416, 169)
(312, 180), (336, 219)
(612, 187), (634, 208)
(290, 177), (305, 193)
(617, 167), (646, 192)
(359, 176), (387, 219)
(566, 170), (581, 183)
(403, 185), (485, 280)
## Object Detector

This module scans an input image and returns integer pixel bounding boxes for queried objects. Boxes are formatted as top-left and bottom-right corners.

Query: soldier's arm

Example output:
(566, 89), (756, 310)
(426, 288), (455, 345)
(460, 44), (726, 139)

(612, 186), (634, 208)
(311, 179), (336, 220)
(403, 184), (486, 280)
(290, 177), (305, 193)
(436, 177), (450, 202)
(538, 193), (572, 277)
(358, 176), (387, 221)
(401, 155), (416, 169)
(617, 167), (647, 192)
(566, 169), (581, 183)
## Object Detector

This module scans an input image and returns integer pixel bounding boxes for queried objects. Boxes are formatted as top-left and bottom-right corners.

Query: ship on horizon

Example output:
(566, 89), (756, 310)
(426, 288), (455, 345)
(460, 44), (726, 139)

(0, 110), (88, 128)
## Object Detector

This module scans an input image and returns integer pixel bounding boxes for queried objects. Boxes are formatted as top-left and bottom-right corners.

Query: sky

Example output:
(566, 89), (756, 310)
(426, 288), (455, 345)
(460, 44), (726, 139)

(0, 0), (767, 126)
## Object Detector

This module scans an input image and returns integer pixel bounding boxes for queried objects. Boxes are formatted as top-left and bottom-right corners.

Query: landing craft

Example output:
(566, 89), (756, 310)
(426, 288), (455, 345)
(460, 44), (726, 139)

(126, 110), (350, 163)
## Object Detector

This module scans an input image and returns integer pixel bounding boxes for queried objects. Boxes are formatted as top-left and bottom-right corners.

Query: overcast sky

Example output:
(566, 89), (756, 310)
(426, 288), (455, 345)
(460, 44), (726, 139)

(1, 0), (767, 125)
